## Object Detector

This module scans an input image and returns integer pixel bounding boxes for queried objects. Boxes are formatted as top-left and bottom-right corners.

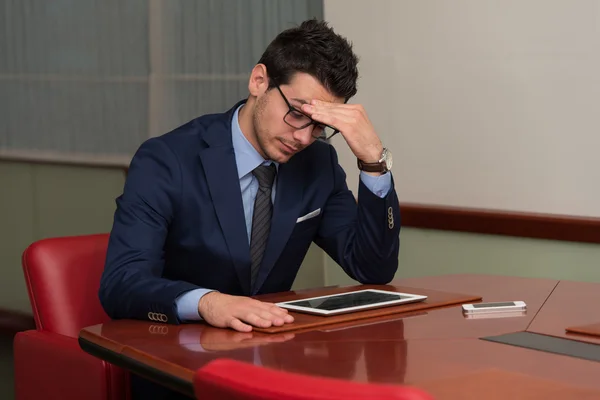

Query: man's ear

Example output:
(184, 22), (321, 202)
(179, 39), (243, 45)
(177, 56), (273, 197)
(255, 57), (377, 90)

(248, 64), (269, 97)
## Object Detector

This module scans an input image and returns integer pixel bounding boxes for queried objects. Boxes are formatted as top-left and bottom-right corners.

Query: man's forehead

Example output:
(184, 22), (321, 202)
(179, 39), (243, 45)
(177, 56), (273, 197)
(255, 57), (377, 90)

(289, 97), (310, 106)
(284, 74), (343, 104)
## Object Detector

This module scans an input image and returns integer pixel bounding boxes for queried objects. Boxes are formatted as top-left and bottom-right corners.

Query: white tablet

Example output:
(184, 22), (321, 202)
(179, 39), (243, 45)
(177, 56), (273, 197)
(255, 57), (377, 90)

(276, 289), (428, 316)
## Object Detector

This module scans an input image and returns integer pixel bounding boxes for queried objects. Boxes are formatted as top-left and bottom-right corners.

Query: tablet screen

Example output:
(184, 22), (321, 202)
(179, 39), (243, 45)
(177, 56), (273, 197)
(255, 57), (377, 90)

(284, 291), (411, 311)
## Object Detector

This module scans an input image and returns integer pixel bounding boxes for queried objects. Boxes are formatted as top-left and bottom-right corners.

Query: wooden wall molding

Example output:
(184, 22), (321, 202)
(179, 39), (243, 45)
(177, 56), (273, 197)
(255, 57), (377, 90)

(0, 308), (36, 337)
(0, 150), (130, 169)
(400, 203), (600, 245)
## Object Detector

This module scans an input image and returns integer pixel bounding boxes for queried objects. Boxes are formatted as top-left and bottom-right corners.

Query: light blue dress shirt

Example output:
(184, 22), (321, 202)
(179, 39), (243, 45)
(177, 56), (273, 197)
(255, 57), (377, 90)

(175, 104), (392, 321)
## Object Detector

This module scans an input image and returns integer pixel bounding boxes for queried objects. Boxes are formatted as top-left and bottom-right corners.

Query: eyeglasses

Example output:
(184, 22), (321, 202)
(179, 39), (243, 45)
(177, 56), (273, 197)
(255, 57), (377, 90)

(275, 85), (340, 142)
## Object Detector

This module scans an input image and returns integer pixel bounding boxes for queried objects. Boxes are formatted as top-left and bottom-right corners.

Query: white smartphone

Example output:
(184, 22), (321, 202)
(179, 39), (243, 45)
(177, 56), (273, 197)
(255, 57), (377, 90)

(464, 310), (527, 320)
(461, 301), (526, 314)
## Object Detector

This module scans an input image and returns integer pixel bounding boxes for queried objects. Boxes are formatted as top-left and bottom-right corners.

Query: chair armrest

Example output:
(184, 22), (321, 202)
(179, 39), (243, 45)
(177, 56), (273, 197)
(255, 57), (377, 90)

(14, 330), (128, 400)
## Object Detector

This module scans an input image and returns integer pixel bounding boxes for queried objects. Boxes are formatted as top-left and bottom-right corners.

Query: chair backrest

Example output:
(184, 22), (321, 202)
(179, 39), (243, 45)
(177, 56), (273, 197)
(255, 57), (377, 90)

(22, 234), (111, 337)
(193, 358), (434, 400)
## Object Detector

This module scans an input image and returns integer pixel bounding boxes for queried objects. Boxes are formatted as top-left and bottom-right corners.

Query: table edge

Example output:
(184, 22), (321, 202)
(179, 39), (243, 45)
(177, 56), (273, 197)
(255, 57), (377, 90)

(78, 336), (195, 397)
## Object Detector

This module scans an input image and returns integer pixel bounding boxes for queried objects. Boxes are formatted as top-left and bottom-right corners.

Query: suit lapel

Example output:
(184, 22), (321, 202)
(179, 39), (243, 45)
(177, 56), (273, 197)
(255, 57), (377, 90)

(198, 106), (252, 295)
(196, 101), (307, 295)
(253, 160), (304, 294)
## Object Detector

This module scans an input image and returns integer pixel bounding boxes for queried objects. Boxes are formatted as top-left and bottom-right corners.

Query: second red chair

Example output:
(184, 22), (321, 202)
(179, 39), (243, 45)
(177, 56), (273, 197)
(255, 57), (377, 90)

(194, 358), (434, 400)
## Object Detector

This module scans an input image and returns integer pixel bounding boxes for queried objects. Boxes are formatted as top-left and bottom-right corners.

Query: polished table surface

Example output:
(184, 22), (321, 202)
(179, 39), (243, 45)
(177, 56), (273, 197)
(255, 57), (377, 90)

(566, 322), (600, 338)
(79, 274), (600, 399)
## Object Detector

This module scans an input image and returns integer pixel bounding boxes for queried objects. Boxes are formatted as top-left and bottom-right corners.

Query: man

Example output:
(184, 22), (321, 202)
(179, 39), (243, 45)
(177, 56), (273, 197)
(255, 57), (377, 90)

(99, 18), (400, 399)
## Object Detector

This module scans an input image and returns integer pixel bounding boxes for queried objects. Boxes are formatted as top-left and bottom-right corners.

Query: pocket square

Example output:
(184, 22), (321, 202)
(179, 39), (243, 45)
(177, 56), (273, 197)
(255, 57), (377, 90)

(296, 208), (321, 223)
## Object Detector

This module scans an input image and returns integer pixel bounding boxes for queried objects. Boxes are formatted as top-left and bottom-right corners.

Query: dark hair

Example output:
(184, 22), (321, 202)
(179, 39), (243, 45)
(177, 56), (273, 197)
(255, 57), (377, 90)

(258, 19), (359, 101)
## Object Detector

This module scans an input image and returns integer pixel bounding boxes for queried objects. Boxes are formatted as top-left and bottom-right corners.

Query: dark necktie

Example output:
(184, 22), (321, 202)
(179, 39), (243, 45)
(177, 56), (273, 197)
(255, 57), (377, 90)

(250, 164), (277, 289)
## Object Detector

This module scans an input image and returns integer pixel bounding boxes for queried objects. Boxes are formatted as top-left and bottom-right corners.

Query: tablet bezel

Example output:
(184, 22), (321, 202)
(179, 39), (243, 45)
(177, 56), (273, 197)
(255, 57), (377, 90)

(276, 289), (428, 316)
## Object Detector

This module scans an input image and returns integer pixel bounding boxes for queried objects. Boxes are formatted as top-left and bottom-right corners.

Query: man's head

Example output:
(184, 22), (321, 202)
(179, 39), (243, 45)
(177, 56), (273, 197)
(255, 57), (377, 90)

(239, 19), (359, 163)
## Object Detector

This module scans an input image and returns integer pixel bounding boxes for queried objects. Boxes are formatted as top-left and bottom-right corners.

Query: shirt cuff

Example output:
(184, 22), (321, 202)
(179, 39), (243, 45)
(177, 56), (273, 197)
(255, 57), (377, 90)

(175, 288), (215, 321)
(359, 171), (392, 198)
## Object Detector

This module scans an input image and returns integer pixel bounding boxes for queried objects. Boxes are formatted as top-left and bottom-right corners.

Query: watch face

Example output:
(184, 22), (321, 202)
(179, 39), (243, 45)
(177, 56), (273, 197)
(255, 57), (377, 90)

(384, 149), (393, 170)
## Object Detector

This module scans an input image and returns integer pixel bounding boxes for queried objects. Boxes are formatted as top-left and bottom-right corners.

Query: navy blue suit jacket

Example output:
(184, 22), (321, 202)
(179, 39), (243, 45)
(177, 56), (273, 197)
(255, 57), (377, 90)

(99, 101), (401, 325)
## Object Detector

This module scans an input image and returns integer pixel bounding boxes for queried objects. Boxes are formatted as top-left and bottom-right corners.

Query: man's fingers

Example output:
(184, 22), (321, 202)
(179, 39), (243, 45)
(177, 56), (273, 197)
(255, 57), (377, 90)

(300, 104), (357, 128)
(242, 313), (274, 328)
(304, 101), (365, 118)
(268, 309), (294, 324)
(226, 300), (295, 332)
(309, 112), (352, 131)
(263, 304), (294, 323)
(283, 313), (294, 323)
(264, 303), (289, 315)
(229, 318), (253, 332)
(309, 99), (353, 108)
(302, 103), (356, 118)
(257, 301), (281, 309)
(256, 310), (285, 326)
(258, 302), (287, 314)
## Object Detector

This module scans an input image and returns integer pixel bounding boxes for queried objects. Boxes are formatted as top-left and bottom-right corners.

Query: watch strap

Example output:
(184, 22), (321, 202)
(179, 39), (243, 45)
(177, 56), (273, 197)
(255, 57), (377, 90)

(356, 158), (387, 173)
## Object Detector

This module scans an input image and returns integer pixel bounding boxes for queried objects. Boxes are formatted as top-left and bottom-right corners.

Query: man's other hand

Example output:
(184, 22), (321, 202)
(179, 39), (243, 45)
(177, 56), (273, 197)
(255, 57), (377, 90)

(198, 292), (294, 332)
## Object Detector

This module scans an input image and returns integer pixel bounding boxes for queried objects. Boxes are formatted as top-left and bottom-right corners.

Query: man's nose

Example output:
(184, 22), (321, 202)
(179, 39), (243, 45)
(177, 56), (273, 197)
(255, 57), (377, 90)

(292, 125), (314, 146)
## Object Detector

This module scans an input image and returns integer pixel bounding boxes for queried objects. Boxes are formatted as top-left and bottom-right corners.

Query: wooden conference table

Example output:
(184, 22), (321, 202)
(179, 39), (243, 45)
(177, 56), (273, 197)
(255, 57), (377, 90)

(79, 274), (600, 399)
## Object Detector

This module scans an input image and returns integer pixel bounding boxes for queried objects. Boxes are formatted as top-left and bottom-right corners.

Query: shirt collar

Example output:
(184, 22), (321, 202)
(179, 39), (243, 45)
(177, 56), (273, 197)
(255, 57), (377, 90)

(231, 103), (279, 179)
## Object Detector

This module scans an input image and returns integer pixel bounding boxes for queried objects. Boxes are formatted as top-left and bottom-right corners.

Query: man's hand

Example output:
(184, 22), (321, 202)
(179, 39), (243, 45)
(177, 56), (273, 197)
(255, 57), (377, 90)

(301, 100), (384, 165)
(198, 292), (294, 332)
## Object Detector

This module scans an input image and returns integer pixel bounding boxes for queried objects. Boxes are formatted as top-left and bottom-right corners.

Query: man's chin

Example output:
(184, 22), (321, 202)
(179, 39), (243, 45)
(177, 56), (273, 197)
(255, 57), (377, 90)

(271, 152), (293, 164)
(265, 146), (295, 164)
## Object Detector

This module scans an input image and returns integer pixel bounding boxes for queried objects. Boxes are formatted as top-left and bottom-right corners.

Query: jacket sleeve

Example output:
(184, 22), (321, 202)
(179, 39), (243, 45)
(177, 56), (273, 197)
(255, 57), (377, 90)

(313, 145), (401, 284)
(99, 138), (200, 325)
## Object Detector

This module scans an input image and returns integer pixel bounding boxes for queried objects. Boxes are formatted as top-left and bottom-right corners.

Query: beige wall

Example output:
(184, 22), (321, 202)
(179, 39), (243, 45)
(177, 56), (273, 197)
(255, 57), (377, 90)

(0, 160), (125, 313)
(325, 227), (600, 286)
(320, 0), (600, 285)
(324, 0), (600, 217)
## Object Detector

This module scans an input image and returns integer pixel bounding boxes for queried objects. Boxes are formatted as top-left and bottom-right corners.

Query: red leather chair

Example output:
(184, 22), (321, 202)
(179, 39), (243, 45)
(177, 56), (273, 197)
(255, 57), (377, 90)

(193, 358), (435, 400)
(13, 234), (128, 400)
